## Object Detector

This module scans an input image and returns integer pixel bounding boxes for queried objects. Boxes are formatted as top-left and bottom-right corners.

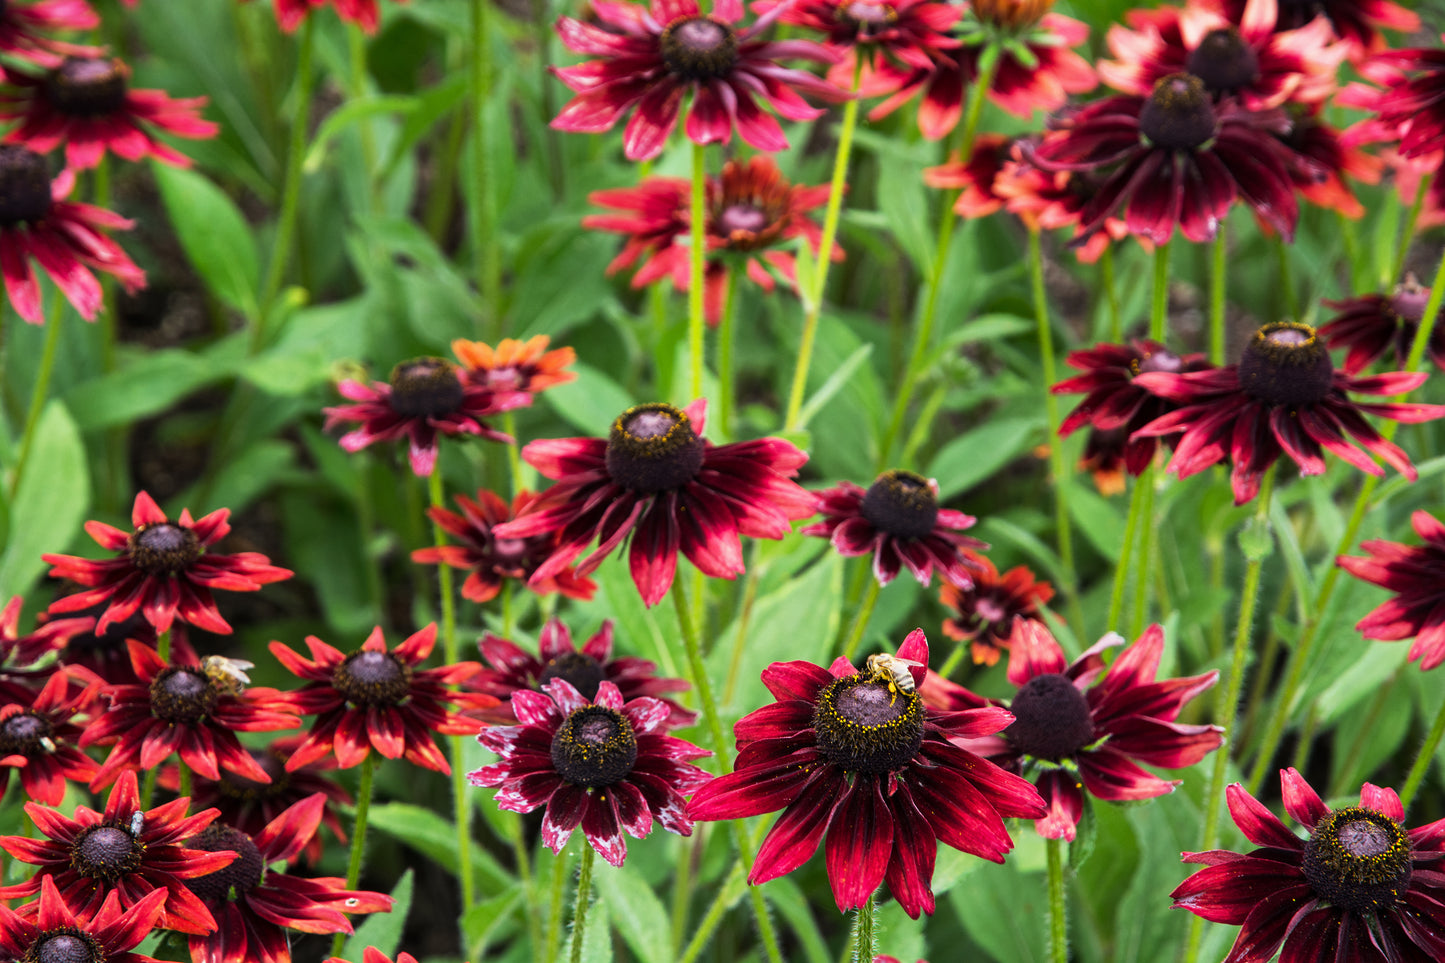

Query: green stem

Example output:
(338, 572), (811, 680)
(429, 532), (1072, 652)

(876, 49), (999, 466)
(347, 23), (378, 207)
(1275, 234), (1298, 322)
(546, 846), (569, 963)
(688, 140), (707, 402)
(503, 409), (526, 495)
(678, 862), (746, 963)
(1101, 243), (1121, 344)
(1401, 694), (1445, 810)
(1150, 242), (1170, 341)
(157, 629), (172, 664)
(506, 815), (545, 957)
(8, 290), (64, 501)
(1185, 469), (1276, 963)
(1046, 837), (1068, 963)
(783, 60), (862, 433)
(936, 642), (968, 681)
(1030, 228), (1082, 633)
(140, 768), (158, 811)
(424, 104), (467, 242)
(722, 562), (761, 706)
(1107, 472), (1148, 633)
(331, 753), (376, 956)
(568, 845), (595, 963)
(177, 761), (192, 801)
(852, 893), (875, 963)
(716, 268), (741, 439)
(1129, 472), (1158, 640)
(1393, 172), (1433, 286)
(837, 577), (881, 663)
(1209, 229), (1227, 365)
(471, 0), (502, 336)
(670, 833), (697, 956)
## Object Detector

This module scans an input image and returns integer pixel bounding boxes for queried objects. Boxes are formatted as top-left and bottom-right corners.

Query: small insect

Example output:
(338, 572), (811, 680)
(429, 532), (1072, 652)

(201, 656), (255, 695)
(130, 811), (145, 835)
(864, 653), (923, 702)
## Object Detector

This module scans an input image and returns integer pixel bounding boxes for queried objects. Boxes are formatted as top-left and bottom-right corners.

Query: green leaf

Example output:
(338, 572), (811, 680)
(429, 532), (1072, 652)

(341, 869), (413, 961)
(544, 364), (634, 436)
(462, 886), (524, 955)
(367, 802), (513, 893)
(763, 877), (831, 963)
(795, 343), (872, 430)
(63, 348), (233, 431)
(602, 867), (671, 963)
(0, 403), (90, 601)
(304, 94), (419, 173)
(153, 163), (260, 316)
(1236, 516), (1274, 561)
(928, 417), (1044, 500)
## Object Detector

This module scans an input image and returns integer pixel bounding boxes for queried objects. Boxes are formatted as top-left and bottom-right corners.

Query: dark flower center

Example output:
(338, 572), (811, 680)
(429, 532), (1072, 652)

(149, 667), (219, 723)
(388, 358), (465, 418)
(186, 825), (263, 903)
(127, 522), (203, 575)
(1185, 28), (1260, 95)
(1390, 277), (1431, 327)
(46, 57), (128, 117)
(333, 650), (413, 707)
(717, 203), (770, 237)
(1301, 806), (1413, 914)
(27, 931), (104, 963)
(1005, 673), (1094, 761)
(0, 711), (51, 754)
(1132, 347), (1184, 376)
(1139, 74), (1218, 152)
(217, 751), (290, 800)
(69, 824), (143, 882)
(538, 651), (607, 701)
(1238, 321), (1334, 406)
(860, 470), (939, 540)
(550, 705), (638, 788)
(812, 673), (925, 776)
(0, 146), (52, 226)
(604, 403), (706, 494)
(838, 0), (897, 30)
(660, 16), (739, 81)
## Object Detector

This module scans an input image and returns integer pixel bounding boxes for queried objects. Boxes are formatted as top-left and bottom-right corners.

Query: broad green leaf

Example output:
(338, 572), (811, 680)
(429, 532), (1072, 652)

(62, 348), (234, 431)
(0, 403), (89, 601)
(304, 94), (419, 173)
(602, 866), (671, 963)
(544, 363), (634, 436)
(153, 163), (260, 316)
(341, 869), (413, 961)
(366, 802), (513, 894)
(928, 417), (1044, 500)
(462, 886), (524, 956)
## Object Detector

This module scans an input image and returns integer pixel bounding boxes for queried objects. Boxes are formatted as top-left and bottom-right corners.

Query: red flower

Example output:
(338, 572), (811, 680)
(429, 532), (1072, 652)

(1024, 73), (1301, 244)
(470, 677), (711, 867)
(411, 489), (597, 604)
(1053, 340), (1213, 485)
(0, 146), (144, 323)
(327, 951), (424, 963)
(0, 669), (99, 804)
(0, 57), (217, 170)
(1275, 105), (1382, 220)
(0, 875), (167, 963)
(922, 133), (1011, 220)
(269, 624), (488, 775)
(451, 335), (577, 396)
(80, 641), (300, 790)
(584, 155), (836, 324)
(1, 593), (92, 677)
(0, 770), (235, 935)
(922, 620), (1221, 841)
(44, 490), (294, 636)
(801, 470), (985, 588)
(0, 0), (100, 70)
(1097, 0), (1342, 111)
(939, 555), (1053, 667)
(1173, 769), (1445, 963)
(551, 0), (848, 162)
(262, 0), (399, 33)
(468, 618), (696, 729)
(494, 399), (816, 607)
(688, 630), (1047, 917)
(1199, 0), (1418, 59)
(323, 356), (531, 476)
(43, 603), (197, 686)
(1364, 38), (1445, 160)
(1321, 278), (1445, 375)
(1133, 321), (1445, 505)
(993, 156), (1140, 263)
(1338, 510), (1445, 671)
(183, 795), (395, 963)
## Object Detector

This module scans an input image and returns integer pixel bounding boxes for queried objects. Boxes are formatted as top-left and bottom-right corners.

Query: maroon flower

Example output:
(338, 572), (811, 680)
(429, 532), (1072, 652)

(1276, 104), (1382, 220)
(493, 399), (817, 607)
(1321, 278), (1445, 375)
(0, 57), (217, 170)
(262, 0), (399, 33)
(1200, 0), (1418, 59)
(1172, 769), (1445, 963)
(0, 770), (235, 935)
(269, 624), (489, 775)
(0, 669), (99, 805)
(939, 555), (1054, 668)
(993, 157), (1139, 264)
(1365, 39), (1445, 160)
(688, 630), (1046, 917)
(470, 677), (711, 867)
(44, 603), (197, 686)
(1053, 340), (1213, 485)
(411, 489), (596, 604)
(0, 0), (100, 70)
(80, 641), (300, 790)
(323, 356), (531, 476)
(922, 133), (1012, 220)
(183, 795), (395, 963)
(1, 594), (92, 678)
(468, 618), (696, 729)
(802, 470), (985, 588)
(451, 335), (578, 396)
(326, 951), (421, 963)
(1133, 321), (1445, 505)
(44, 491), (294, 636)
(551, 0), (848, 162)
(1098, 0), (1342, 112)
(1024, 73), (1301, 244)
(922, 620), (1222, 841)
(0, 146), (144, 324)
(584, 155), (837, 324)
(0, 875), (167, 963)
(1338, 510), (1445, 671)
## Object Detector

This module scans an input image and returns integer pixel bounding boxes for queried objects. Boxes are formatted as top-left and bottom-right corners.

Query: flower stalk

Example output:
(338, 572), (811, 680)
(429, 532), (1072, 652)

(1046, 837), (1067, 963)
(7, 291), (64, 500)
(331, 752), (376, 956)
(568, 845), (595, 963)
(689, 141), (707, 400)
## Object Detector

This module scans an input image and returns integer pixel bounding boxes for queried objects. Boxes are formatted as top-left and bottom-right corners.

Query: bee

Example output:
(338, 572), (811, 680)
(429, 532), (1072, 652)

(130, 811), (145, 836)
(864, 653), (923, 703)
(201, 656), (255, 695)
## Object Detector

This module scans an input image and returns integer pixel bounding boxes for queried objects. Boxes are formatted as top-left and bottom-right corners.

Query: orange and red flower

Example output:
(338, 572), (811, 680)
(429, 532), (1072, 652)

(939, 556), (1053, 667)
(452, 335), (577, 396)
